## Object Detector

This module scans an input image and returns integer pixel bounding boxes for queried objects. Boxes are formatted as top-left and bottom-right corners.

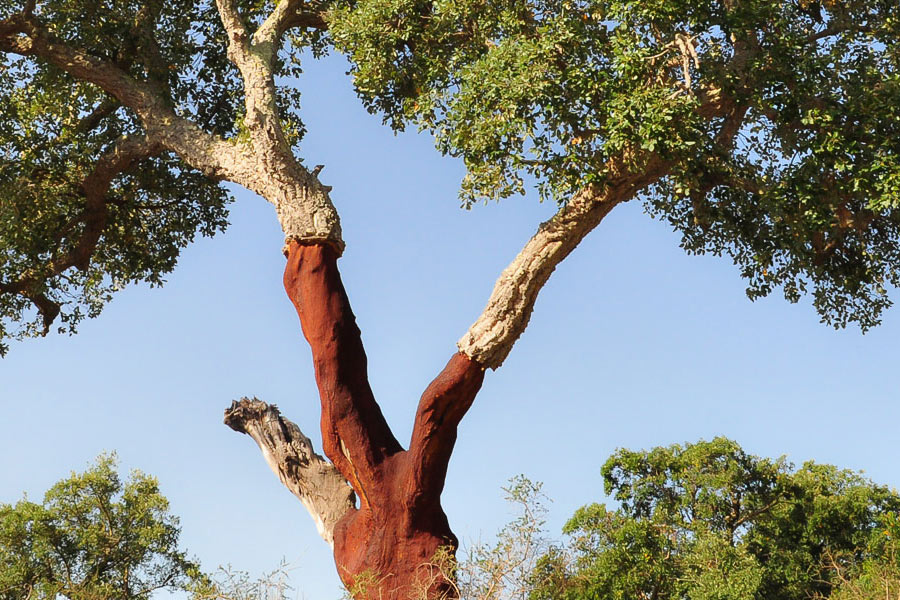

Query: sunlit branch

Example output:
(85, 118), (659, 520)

(0, 13), (259, 186)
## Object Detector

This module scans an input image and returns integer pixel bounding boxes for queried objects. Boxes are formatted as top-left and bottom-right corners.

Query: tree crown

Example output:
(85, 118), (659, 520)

(527, 438), (900, 600)
(332, 0), (900, 329)
(2, 0), (900, 354)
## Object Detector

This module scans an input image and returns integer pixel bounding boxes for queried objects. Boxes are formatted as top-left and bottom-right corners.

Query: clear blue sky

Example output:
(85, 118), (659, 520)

(2, 52), (899, 599)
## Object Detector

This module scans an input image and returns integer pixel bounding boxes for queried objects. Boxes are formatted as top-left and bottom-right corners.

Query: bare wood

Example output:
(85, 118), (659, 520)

(405, 353), (484, 508)
(224, 398), (355, 547)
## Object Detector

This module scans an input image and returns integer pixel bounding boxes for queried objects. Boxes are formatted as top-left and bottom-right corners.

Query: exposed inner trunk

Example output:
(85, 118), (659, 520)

(231, 169), (635, 598)
(282, 241), (484, 599)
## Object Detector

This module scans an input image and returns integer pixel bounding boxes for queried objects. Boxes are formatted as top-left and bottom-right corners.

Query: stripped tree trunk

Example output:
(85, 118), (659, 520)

(227, 242), (485, 599)
(223, 167), (663, 598)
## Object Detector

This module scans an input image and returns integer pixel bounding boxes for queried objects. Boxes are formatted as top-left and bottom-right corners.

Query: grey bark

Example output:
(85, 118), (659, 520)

(224, 398), (355, 547)
(216, 0), (344, 252)
(1, 7), (344, 253)
(458, 158), (671, 369)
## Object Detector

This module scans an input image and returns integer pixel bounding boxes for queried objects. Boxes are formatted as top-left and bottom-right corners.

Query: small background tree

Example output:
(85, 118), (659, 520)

(417, 440), (900, 600)
(0, 454), (205, 599)
(0, 456), (309, 600)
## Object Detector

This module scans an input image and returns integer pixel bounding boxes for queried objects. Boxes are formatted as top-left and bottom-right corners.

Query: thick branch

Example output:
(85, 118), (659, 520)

(1, 11), (344, 251)
(255, 0), (307, 46)
(715, 104), (750, 149)
(214, 0), (283, 140)
(248, 0), (329, 49)
(283, 241), (402, 504)
(0, 17), (257, 185)
(214, 0), (252, 66)
(405, 352), (484, 507)
(280, 9), (329, 33)
(224, 398), (355, 547)
(458, 78), (748, 370)
(808, 24), (872, 43)
(72, 99), (119, 135)
(211, 0), (344, 252)
(458, 159), (670, 369)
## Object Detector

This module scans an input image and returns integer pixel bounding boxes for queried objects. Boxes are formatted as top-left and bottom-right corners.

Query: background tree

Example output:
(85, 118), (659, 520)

(527, 438), (900, 600)
(2, 0), (899, 598)
(825, 511), (900, 600)
(0, 455), (307, 600)
(0, 454), (205, 599)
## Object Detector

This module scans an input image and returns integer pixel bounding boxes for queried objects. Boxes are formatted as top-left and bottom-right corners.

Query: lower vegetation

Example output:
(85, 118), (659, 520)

(2, 439), (898, 600)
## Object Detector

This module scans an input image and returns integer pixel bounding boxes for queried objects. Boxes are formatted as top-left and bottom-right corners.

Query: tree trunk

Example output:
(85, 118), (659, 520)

(228, 172), (647, 598)
(281, 240), (485, 599)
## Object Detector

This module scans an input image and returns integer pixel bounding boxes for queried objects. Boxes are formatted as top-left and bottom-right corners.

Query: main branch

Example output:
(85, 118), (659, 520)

(0, 135), (161, 333)
(1, 9), (343, 251)
(406, 353), (484, 508)
(458, 158), (670, 369)
(0, 15), (255, 184)
(283, 241), (402, 502)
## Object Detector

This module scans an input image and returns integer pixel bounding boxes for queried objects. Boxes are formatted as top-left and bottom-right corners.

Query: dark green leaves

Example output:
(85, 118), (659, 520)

(0, 1), (240, 353)
(0, 88), (231, 352)
(21, 0), (243, 135)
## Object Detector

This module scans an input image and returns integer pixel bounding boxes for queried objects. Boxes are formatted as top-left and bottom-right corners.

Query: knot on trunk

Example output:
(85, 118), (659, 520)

(224, 396), (278, 433)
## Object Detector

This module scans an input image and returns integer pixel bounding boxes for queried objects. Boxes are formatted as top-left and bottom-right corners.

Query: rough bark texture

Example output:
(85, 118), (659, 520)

(216, 0), (344, 252)
(280, 241), (485, 599)
(223, 398), (355, 547)
(458, 161), (669, 369)
(0, 8), (344, 254)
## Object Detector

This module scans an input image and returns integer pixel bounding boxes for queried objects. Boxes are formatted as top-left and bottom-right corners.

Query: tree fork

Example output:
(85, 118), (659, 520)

(227, 241), (484, 599)
(230, 171), (645, 597)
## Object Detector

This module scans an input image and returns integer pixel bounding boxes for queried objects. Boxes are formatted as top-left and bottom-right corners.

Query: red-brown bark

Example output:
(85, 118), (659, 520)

(283, 241), (485, 599)
(283, 241), (403, 500)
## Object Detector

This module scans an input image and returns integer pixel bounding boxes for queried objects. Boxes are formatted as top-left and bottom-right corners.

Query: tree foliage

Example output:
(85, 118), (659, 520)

(0, 0), (312, 353)
(826, 511), (900, 600)
(0, 454), (204, 599)
(0, 454), (312, 600)
(2, 0), (900, 352)
(525, 438), (900, 600)
(331, 0), (900, 328)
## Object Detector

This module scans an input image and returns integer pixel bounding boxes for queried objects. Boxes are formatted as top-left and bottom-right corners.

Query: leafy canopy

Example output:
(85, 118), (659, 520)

(0, 0), (313, 353)
(0, 454), (205, 599)
(331, 0), (900, 329)
(526, 438), (900, 600)
(2, 0), (900, 354)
